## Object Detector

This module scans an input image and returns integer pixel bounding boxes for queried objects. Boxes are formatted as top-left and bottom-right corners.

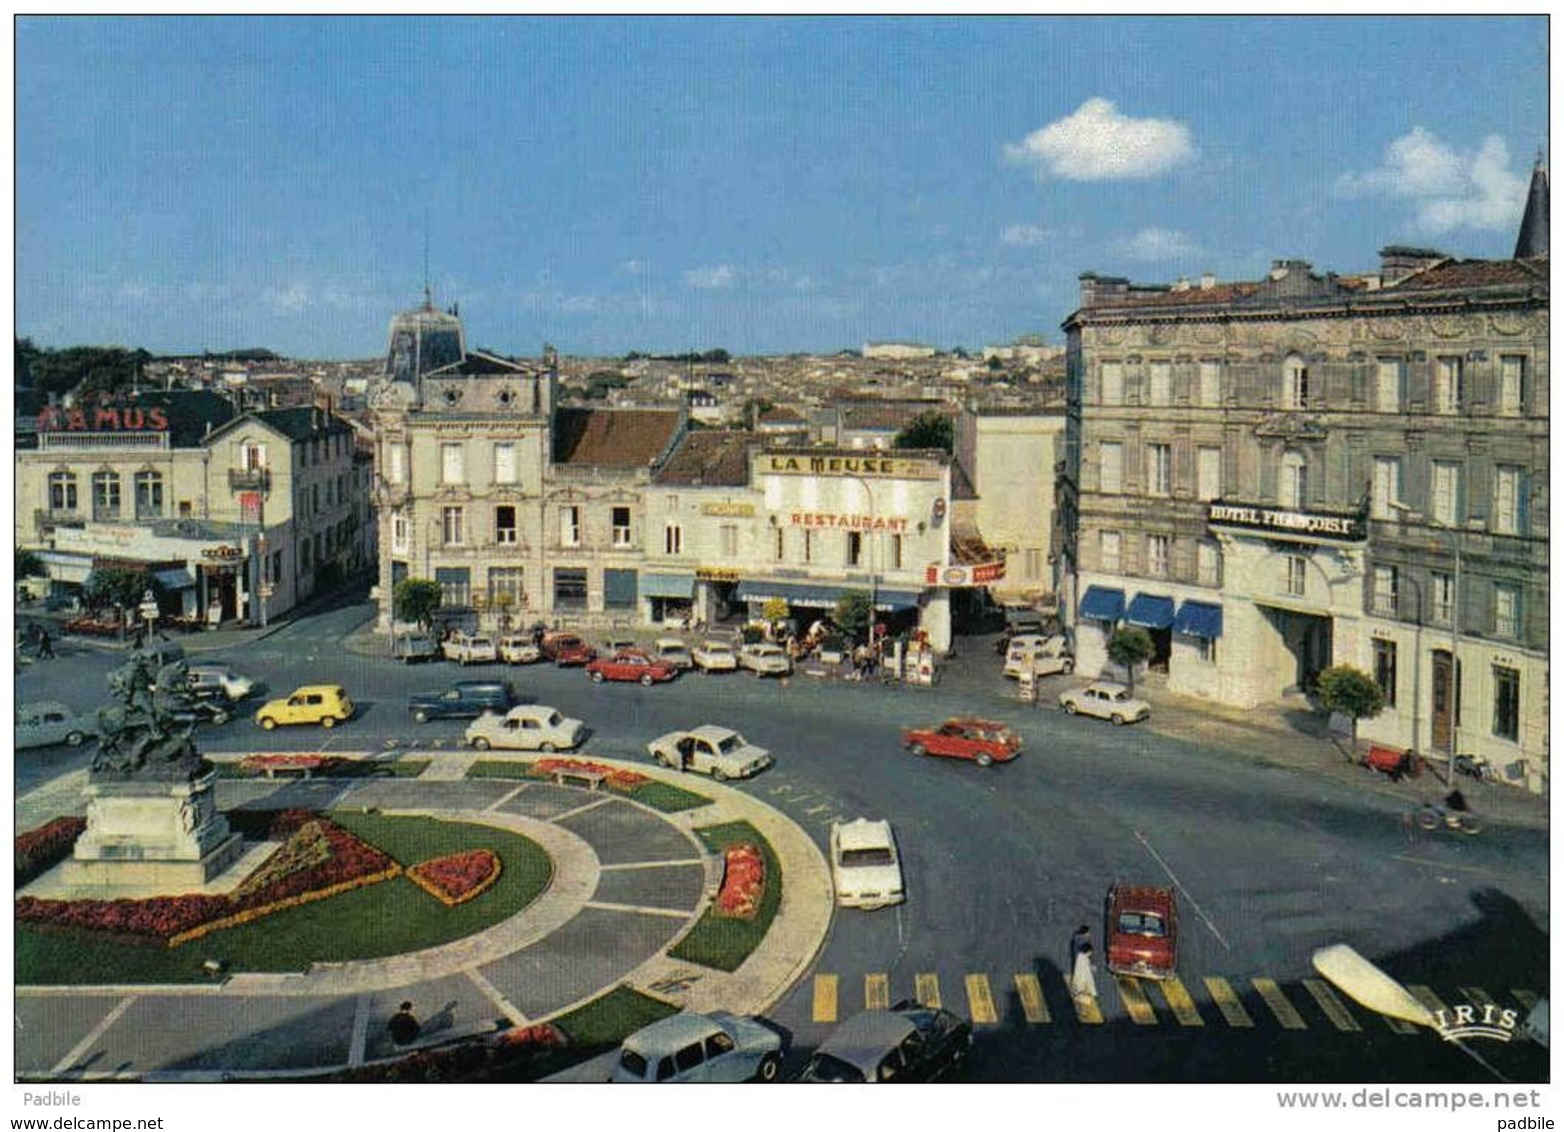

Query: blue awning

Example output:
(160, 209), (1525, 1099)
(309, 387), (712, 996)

(1078, 585), (1125, 622)
(1125, 593), (1176, 630)
(152, 567), (197, 590)
(640, 573), (694, 599)
(1173, 600), (1224, 639)
(736, 580), (921, 612)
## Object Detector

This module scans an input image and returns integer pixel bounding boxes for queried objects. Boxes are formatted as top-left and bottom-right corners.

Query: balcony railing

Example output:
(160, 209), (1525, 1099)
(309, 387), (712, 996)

(229, 468), (271, 492)
(39, 432), (168, 452)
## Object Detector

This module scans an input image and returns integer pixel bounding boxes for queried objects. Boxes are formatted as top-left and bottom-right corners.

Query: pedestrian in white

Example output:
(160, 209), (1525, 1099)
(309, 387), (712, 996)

(1070, 925), (1099, 1005)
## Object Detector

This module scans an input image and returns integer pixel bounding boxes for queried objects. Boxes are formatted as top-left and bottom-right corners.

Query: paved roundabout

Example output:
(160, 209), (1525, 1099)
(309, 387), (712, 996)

(14, 755), (835, 1082)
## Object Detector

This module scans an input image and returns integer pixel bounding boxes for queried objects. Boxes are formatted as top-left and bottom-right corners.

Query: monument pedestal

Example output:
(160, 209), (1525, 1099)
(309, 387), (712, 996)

(63, 768), (244, 893)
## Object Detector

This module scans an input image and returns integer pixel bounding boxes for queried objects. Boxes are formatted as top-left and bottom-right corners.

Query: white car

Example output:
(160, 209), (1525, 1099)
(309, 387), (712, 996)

(497, 635), (543, 664)
(442, 631), (498, 665)
(1002, 635), (1074, 679)
(653, 638), (695, 670)
(16, 701), (96, 749)
(465, 705), (586, 752)
(647, 725), (773, 780)
(187, 663), (256, 701)
(691, 639), (739, 673)
(829, 818), (906, 910)
(1058, 681), (1152, 725)
(738, 642), (792, 678)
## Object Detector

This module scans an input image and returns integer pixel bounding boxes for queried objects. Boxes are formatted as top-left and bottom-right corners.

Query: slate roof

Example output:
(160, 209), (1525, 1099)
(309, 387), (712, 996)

(552, 407), (684, 468)
(424, 350), (529, 377)
(125, 390), (242, 448)
(654, 430), (754, 487)
(1385, 256), (1549, 293)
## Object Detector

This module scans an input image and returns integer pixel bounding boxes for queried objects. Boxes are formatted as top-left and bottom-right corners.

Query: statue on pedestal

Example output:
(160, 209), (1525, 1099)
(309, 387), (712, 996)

(90, 649), (206, 781)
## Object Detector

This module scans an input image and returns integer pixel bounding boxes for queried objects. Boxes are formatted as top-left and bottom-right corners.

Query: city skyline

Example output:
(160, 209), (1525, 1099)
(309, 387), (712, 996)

(16, 15), (1549, 359)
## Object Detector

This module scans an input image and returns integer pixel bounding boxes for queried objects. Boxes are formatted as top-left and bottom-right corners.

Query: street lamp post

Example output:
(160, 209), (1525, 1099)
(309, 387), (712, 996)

(845, 473), (877, 640)
(1391, 502), (1461, 782)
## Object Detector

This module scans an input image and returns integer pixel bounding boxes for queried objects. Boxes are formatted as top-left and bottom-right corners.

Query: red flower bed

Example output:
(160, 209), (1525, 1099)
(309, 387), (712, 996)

(238, 754), (325, 774)
(715, 843), (765, 919)
(14, 813), (400, 946)
(533, 757), (650, 792)
(16, 816), (88, 886)
(408, 849), (502, 907)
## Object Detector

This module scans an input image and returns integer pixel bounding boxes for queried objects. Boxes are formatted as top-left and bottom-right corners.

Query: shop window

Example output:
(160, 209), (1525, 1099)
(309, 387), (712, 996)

(553, 567), (588, 611)
(489, 567), (524, 609)
(1492, 666), (1520, 742)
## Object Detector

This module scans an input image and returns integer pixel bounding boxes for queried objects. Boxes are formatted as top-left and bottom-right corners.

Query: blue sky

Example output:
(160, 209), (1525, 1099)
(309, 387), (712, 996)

(15, 15), (1549, 359)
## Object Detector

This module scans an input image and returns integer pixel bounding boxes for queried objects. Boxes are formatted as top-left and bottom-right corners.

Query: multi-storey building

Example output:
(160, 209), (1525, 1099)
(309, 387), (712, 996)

(955, 407), (1067, 605)
(1063, 201), (1548, 791)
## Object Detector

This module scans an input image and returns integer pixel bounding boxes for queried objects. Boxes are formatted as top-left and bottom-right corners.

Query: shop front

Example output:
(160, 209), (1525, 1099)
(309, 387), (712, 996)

(641, 572), (695, 627)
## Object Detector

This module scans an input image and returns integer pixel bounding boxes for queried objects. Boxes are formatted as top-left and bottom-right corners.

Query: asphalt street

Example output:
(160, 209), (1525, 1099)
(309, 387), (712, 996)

(14, 596), (1550, 1082)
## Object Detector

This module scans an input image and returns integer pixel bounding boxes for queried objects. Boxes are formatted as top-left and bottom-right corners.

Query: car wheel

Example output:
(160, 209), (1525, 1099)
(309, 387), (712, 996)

(1110, 713), (1126, 726)
(260, 717), (277, 731)
(909, 743), (927, 758)
(321, 716), (336, 729)
(712, 767), (729, 782)
(976, 753), (994, 767)
(591, 671), (605, 683)
(64, 730), (85, 747)
(413, 709), (429, 724)
(471, 737), (491, 751)
(539, 742), (557, 754)
(755, 1053), (782, 1083)
(640, 674), (655, 686)
(211, 709), (230, 725)
(1063, 702), (1078, 715)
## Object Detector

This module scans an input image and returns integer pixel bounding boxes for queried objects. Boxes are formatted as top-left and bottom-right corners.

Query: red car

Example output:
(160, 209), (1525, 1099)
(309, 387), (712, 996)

(901, 718), (1022, 767)
(541, 632), (597, 667)
(1105, 884), (1178, 980)
(586, 650), (678, 686)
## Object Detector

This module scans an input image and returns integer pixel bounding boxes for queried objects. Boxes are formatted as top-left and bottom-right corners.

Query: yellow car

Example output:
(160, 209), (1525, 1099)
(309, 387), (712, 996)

(255, 685), (354, 730)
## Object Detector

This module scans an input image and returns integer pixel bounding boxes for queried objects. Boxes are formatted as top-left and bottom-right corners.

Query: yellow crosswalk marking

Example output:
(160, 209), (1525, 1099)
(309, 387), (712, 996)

(1408, 985), (1449, 1018)
(813, 975), (838, 1024)
(1303, 978), (1362, 1032)
(1253, 978), (1307, 1030)
(1115, 976), (1158, 1025)
(1014, 973), (1050, 1024)
(1512, 989), (1539, 1011)
(1066, 972), (1104, 1024)
(1156, 976), (1205, 1026)
(965, 974), (999, 1025)
(865, 973), (890, 1011)
(1203, 977), (1254, 1028)
(915, 973), (942, 1009)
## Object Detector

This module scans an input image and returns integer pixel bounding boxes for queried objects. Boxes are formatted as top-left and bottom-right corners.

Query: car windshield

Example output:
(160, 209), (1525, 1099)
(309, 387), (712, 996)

(716, 734), (744, 754)
(1117, 911), (1166, 937)
(840, 847), (895, 868)
(544, 710), (562, 726)
(706, 643), (731, 653)
(802, 1054), (867, 1083)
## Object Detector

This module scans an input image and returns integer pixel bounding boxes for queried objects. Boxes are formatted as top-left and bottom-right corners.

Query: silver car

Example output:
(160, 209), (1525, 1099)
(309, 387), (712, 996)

(611, 1011), (785, 1083)
(647, 725), (773, 780)
(738, 642), (792, 677)
(16, 701), (96, 749)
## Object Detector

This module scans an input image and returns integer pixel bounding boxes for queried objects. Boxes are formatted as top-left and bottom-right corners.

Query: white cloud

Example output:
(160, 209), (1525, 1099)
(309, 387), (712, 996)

(1111, 227), (1202, 261)
(1001, 224), (1052, 247)
(1004, 98), (1194, 181)
(683, 264), (736, 290)
(262, 283), (310, 314)
(1336, 129), (1527, 233)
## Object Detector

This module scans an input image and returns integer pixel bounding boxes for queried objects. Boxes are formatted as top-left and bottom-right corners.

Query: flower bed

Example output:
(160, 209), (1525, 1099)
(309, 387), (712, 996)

(715, 843), (765, 919)
(407, 849), (502, 907)
(238, 754), (325, 775)
(14, 812), (400, 947)
(325, 1022), (569, 1083)
(532, 758), (650, 792)
(16, 816), (87, 887)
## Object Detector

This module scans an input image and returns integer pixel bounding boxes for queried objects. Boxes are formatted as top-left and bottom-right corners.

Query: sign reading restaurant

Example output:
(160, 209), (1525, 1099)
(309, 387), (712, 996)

(758, 453), (942, 480)
(1206, 502), (1367, 542)
(790, 512), (909, 532)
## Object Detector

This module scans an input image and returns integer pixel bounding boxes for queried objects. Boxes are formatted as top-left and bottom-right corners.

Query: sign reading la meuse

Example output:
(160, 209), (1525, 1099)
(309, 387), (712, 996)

(759, 453), (942, 480)
(37, 403), (170, 432)
(1207, 502), (1366, 542)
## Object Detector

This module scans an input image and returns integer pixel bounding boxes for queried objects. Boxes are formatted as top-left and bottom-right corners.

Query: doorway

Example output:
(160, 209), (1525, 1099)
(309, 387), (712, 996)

(1431, 649), (1462, 755)
(1260, 606), (1333, 694)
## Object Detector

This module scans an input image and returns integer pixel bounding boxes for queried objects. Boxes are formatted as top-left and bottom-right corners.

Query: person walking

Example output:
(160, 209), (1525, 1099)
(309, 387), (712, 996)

(1069, 924), (1099, 1006)
(387, 1001), (421, 1046)
(36, 628), (54, 660)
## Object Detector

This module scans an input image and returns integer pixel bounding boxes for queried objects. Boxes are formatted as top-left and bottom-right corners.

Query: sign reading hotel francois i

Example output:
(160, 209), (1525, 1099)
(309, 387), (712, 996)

(757, 453), (942, 480)
(1207, 502), (1367, 542)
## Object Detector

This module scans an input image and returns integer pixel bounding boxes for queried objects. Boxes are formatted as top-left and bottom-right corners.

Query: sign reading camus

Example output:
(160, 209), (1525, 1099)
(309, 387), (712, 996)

(1433, 1001), (1521, 1043)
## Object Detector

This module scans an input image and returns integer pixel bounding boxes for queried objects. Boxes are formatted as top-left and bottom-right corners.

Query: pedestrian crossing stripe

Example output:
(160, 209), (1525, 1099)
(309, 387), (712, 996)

(1302, 979), (1362, 1032)
(1253, 978), (1307, 1030)
(1014, 973), (1049, 1024)
(915, 973), (942, 1009)
(1156, 976), (1205, 1027)
(1408, 985), (1449, 1018)
(1068, 972), (1104, 1024)
(813, 975), (837, 1023)
(865, 973), (889, 1011)
(965, 974), (999, 1025)
(1203, 977), (1254, 1028)
(1115, 976), (1158, 1025)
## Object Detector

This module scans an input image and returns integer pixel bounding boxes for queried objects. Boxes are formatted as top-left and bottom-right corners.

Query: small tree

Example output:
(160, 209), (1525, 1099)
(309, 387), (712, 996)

(1106, 626), (1155, 694)
(394, 578), (443, 630)
(83, 568), (156, 618)
(893, 410), (954, 453)
(16, 547), (43, 579)
(1315, 664), (1387, 751)
(833, 590), (874, 640)
(760, 597), (790, 628)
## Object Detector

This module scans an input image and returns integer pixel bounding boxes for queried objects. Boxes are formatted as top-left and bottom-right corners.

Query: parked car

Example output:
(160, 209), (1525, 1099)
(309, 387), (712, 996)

(540, 631), (596, 667)
(603, 636), (638, 656)
(1105, 884), (1178, 979)
(496, 635), (543, 665)
(829, 818), (905, 909)
(816, 635), (848, 665)
(255, 685), (354, 730)
(1058, 681), (1151, 725)
(441, 631), (498, 665)
(1003, 604), (1048, 636)
(646, 725), (773, 780)
(611, 1011), (785, 1084)
(587, 650), (678, 686)
(186, 663), (255, 702)
(465, 705), (585, 752)
(652, 637), (695, 670)
(1002, 635), (1073, 679)
(691, 639), (739, 673)
(738, 642), (792, 678)
(901, 718), (1022, 767)
(408, 680), (516, 723)
(15, 701), (95, 749)
(391, 630), (439, 663)
(798, 1001), (972, 1083)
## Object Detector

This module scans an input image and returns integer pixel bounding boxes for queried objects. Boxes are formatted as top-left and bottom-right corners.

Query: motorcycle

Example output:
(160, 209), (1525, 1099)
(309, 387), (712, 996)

(1415, 800), (1482, 835)
(1454, 753), (1499, 782)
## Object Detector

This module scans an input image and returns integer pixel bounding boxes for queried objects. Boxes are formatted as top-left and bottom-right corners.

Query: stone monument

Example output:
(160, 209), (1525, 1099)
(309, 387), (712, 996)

(63, 649), (244, 891)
